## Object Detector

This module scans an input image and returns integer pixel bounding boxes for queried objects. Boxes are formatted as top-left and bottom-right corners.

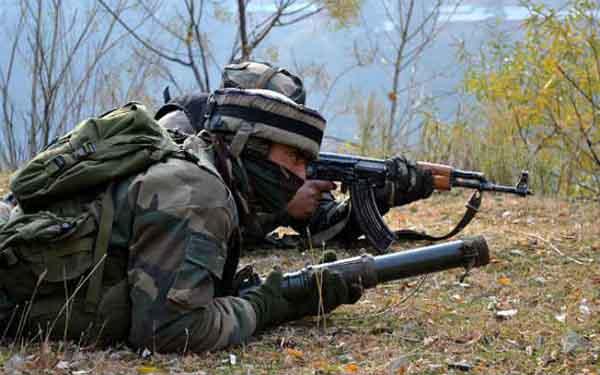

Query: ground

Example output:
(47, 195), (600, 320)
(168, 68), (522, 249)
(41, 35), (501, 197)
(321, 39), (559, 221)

(0, 172), (599, 374)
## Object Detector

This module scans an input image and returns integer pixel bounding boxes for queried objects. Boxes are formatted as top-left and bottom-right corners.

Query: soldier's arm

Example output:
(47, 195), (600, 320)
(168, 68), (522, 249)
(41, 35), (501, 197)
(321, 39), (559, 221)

(292, 157), (434, 243)
(126, 158), (257, 352)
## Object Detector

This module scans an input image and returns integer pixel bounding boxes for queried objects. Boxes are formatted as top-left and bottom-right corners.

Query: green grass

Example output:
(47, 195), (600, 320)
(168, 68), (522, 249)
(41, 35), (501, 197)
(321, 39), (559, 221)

(0, 179), (599, 374)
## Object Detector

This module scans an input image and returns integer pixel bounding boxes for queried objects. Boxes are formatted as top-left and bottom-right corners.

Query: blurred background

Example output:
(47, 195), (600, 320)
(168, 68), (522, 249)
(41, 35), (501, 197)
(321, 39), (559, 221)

(0, 0), (597, 197)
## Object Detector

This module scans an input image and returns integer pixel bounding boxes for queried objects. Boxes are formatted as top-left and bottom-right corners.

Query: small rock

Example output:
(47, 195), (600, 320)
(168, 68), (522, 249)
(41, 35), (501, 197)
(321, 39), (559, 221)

(555, 313), (567, 323)
(533, 277), (546, 285)
(525, 345), (534, 356)
(389, 355), (410, 373)
(4, 354), (26, 373)
(109, 352), (122, 360)
(141, 348), (152, 359)
(561, 330), (590, 354)
(502, 211), (512, 219)
(496, 309), (518, 319)
(55, 360), (70, 369)
(579, 299), (591, 316)
(510, 249), (524, 256)
(399, 321), (426, 340)
(448, 359), (472, 371)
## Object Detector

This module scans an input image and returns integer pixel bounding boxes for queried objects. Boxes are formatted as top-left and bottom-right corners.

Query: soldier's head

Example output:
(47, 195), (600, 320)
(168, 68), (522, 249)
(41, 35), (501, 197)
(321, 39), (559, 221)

(205, 88), (325, 214)
(155, 61), (306, 136)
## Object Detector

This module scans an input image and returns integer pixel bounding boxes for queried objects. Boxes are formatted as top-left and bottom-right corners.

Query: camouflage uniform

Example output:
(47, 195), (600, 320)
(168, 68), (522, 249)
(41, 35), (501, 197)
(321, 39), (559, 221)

(120, 87), (331, 351)
(113, 134), (256, 351)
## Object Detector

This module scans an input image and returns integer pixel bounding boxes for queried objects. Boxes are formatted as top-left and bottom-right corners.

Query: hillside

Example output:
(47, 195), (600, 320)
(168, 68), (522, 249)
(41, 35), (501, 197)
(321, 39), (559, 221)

(0, 173), (598, 374)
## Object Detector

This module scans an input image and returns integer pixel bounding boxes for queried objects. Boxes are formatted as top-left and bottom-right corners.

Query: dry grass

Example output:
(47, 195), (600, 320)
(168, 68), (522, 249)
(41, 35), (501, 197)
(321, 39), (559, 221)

(0, 173), (599, 374)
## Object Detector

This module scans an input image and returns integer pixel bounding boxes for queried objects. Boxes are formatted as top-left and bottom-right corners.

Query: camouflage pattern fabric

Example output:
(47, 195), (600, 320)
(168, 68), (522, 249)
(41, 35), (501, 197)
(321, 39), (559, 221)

(114, 136), (257, 352)
(222, 61), (306, 105)
(0, 123), (257, 352)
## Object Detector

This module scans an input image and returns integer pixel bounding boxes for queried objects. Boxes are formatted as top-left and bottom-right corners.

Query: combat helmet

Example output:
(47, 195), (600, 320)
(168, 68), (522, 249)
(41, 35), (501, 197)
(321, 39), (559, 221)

(221, 61), (306, 105)
(205, 88), (325, 160)
(155, 61), (306, 136)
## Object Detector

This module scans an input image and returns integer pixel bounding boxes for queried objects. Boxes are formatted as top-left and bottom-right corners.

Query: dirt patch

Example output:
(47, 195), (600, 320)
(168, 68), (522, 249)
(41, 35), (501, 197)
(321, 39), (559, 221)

(1, 192), (599, 374)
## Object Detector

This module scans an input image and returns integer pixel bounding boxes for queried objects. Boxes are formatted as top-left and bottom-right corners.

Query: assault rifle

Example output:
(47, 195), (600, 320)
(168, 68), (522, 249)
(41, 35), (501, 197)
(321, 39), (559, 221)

(307, 152), (532, 253)
(240, 236), (490, 299)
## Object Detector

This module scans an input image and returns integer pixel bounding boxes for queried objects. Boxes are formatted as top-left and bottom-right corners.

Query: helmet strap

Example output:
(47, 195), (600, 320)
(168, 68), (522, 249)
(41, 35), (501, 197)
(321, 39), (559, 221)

(212, 133), (253, 221)
(255, 66), (280, 89)
(229, 123), (253, 158)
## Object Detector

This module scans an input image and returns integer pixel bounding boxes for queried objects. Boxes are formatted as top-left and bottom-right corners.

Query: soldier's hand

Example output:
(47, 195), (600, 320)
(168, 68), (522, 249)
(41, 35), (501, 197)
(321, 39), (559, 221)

(286, 180), (336, 220)
(243, 267), (362, 331)
(384, 156), (434, 207)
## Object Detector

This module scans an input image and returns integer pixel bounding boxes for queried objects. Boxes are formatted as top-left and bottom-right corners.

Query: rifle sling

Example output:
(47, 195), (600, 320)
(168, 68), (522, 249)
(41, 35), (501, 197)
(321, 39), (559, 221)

(394, 190), (482, 241)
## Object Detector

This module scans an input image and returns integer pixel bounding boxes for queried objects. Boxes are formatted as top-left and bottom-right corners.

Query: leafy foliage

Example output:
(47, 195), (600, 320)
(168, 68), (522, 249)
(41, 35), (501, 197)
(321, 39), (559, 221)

(322, 0), (363, 28)
(456, 0), (600, 197)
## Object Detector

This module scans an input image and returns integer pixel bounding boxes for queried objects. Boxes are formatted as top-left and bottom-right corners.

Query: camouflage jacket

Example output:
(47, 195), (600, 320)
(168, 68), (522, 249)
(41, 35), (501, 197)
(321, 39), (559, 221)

(112, 134), (256, 352)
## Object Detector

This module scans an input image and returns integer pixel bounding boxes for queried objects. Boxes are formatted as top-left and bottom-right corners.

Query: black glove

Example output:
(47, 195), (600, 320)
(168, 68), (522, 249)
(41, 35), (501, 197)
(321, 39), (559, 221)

(243, 268), (362, 331)
(231, 265), (262, 296)
(381, 156), (434, 208)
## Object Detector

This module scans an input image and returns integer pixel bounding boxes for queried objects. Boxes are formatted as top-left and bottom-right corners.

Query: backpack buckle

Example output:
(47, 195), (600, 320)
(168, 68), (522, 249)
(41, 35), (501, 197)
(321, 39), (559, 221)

(74, 142), (96, 159)
(46, 155), (67, 175)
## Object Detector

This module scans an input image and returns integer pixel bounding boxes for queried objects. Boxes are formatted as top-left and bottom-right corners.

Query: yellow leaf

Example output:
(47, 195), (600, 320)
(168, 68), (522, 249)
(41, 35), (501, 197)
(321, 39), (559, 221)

(344, 363), (359, 373)
(542, 77), (555, 90)
(285, 348), (304, 359)
(498, 276), (512, 286)
(137, 366), (164, 374)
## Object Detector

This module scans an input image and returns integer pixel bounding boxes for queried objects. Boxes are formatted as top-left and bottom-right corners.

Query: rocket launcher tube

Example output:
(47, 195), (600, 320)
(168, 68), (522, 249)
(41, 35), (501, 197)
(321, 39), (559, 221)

(280, 236), (490, 300)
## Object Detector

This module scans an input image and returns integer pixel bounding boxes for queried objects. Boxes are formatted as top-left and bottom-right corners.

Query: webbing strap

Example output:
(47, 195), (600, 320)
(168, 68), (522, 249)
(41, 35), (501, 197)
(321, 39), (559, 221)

(394, 191), (482, 241)
(256, 67), (280, 89)
(85, 182), (115, 312)
(229, 123), (253, 158)
(220, 228), (241, 296)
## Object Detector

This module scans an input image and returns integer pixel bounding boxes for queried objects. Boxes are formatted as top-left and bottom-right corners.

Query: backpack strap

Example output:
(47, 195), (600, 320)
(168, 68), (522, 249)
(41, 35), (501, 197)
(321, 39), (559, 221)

(85, 182), (115, 312)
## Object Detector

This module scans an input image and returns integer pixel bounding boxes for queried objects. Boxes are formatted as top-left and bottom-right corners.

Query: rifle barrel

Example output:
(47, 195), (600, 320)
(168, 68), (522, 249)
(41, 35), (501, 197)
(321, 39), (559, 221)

(453, 179), (529, 196)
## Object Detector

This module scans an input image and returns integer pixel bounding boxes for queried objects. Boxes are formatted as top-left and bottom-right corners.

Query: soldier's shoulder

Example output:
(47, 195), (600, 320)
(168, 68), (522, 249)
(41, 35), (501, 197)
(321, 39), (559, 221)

(129, 155), (233, 211)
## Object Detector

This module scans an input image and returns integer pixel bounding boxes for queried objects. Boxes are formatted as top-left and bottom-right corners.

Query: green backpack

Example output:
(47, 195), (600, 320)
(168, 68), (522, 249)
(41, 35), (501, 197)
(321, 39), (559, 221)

(0, 102), (181, 320)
